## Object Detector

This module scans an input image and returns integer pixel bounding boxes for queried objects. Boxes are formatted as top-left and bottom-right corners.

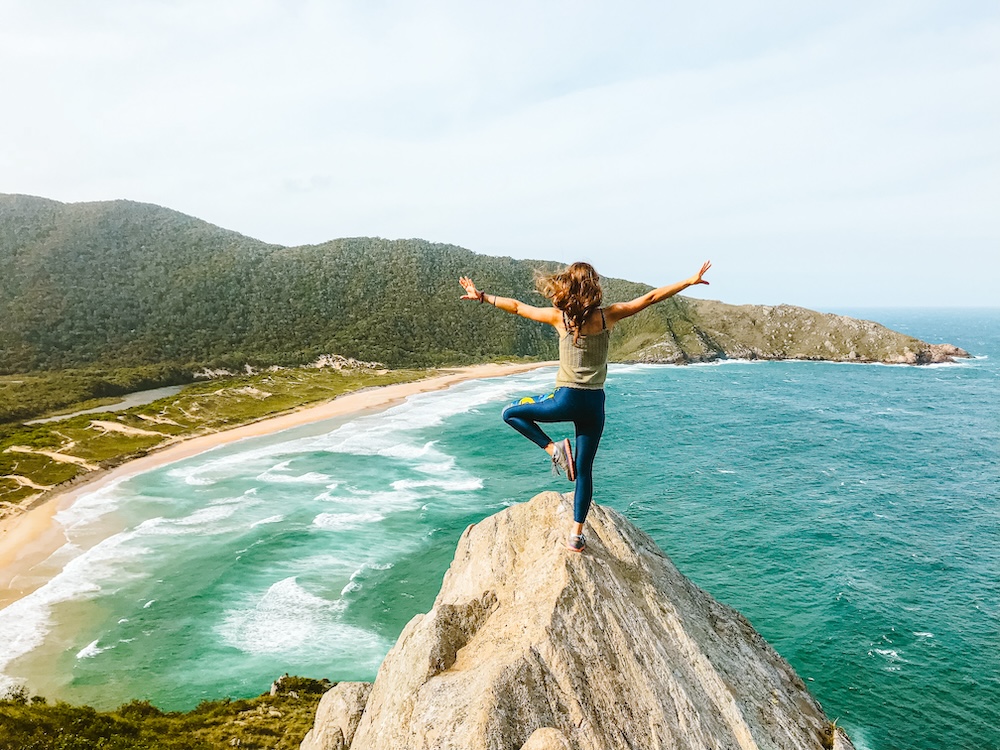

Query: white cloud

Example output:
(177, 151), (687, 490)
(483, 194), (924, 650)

(1, 0), (997, 306)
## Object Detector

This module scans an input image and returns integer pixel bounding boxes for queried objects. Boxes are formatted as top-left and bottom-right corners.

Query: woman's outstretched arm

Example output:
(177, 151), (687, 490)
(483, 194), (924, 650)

(459, 276), (560, 326)
(605, 261), (712, 325)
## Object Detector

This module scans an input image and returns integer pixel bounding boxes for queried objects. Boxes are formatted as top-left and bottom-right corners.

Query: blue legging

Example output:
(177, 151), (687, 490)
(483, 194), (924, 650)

(502, 387), (606, 524)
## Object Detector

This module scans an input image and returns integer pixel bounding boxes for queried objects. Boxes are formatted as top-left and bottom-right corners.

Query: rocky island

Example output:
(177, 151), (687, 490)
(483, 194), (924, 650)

(301, 492), (855, 750)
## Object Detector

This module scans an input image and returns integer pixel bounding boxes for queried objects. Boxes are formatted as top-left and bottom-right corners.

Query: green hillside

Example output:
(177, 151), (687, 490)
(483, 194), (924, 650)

(1, 195), (568, 372)
(1, 193), (963, 384)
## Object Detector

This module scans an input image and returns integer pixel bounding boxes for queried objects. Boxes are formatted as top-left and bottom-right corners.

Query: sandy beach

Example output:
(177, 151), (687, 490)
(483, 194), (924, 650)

(0, 361), (553, 609)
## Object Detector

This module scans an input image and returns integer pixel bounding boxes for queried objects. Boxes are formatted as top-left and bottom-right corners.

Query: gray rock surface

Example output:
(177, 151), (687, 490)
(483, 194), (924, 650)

(307, 491), (856, 750)
(299, 682), (372, 750)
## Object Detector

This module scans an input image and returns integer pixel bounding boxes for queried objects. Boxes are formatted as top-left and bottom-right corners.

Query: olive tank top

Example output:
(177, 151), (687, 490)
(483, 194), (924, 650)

(555, 309), (610, 390)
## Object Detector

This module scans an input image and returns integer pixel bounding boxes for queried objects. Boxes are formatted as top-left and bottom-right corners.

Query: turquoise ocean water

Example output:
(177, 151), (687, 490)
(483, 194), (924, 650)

(0, 308), (997, 750)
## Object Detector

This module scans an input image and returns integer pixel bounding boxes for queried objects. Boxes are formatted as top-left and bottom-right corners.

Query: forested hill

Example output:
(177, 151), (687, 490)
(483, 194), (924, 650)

(0, 194), (965, 375)
(0, 194), (562, 370)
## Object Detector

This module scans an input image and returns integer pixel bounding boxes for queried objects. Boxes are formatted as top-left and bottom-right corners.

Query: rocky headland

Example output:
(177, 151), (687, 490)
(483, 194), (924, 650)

(615, 298), (969, 365)
(301, 492), (855, 750)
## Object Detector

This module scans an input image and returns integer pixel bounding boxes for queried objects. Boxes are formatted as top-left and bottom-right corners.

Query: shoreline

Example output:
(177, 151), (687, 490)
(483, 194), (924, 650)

(0, 361), (553, 609)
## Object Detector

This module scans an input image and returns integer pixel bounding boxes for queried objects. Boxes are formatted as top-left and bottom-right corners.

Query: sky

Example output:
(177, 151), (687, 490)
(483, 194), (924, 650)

(2, 0), (998, 308)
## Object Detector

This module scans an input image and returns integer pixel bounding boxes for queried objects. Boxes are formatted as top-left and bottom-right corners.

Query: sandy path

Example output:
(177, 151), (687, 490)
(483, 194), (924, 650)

(136, 414), (181, 426)
(4, 447), (99, 471)
(1, 475), (53, 491)
(0, 361), (553, 608)
(88, 420), (168, 438)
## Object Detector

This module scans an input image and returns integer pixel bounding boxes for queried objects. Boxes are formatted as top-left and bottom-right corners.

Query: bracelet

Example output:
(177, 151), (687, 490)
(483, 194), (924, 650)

(478, 290), (486, 304)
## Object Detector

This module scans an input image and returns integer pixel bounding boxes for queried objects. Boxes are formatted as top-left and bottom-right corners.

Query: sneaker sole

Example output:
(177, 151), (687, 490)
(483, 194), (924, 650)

(561, 439), (577, 482)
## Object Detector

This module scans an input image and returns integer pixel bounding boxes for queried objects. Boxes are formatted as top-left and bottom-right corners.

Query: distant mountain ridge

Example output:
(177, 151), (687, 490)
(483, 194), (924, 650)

(0, 194), (967, 375)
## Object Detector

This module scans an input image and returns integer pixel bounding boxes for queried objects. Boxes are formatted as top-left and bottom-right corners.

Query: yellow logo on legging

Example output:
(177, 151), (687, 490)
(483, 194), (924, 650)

(513, 392), (555, 406)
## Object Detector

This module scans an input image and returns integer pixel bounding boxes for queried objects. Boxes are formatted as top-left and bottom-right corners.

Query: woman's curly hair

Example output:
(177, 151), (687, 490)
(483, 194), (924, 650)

(535, 262), (604, 346)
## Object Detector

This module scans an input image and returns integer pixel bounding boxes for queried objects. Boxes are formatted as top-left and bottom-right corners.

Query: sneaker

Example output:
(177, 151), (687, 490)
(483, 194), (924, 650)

(550, 438), (576, 482)
(566, 533), (586, 553)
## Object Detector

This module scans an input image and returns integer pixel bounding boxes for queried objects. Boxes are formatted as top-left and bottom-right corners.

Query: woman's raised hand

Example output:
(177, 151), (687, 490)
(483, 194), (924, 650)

(459, 276), (481, 301)
(689, 261), (712, 286)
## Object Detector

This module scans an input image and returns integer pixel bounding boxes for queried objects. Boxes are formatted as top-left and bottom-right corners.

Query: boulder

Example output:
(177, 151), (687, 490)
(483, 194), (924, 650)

(520, 728), (572, 749)
(300, 682), (372, 750)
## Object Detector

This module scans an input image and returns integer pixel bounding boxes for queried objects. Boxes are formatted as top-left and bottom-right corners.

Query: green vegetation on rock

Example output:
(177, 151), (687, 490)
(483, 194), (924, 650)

(0, 676), (328, 750)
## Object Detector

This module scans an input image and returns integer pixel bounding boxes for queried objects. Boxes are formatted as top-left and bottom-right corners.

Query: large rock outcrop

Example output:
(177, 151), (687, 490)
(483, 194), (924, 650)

(303, 492), (854, 750)
(614, 298), (969, 365)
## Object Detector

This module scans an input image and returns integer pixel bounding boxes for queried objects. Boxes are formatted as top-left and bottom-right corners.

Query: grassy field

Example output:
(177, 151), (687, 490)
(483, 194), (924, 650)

(0, 365), (428, 517)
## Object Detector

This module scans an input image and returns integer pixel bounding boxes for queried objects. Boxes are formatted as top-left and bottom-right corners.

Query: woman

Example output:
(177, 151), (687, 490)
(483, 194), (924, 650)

(459, 260), (711, 552)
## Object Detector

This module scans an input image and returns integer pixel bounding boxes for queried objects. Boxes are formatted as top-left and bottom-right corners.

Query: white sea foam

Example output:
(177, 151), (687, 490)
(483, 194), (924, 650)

(414, 459), (455, 473)
(177, 504), (242, 526)
(0, 528), (151, 680)
(922, 360), (973, 369)
(688, 358), (765, 367)
(340, 581), (361, 595)
(607, 363), (666, 374)
(844, 727), (876, 750)
(340, 561), (392, 597)
(250, 515), (284, 528)
(305, 371), (554, 461)
(132, 503), (242, 537)
(870, 647), (904, 673)
(375, 442), (439, 460)
(163, 443), (304, 487)
(53, 476), (132, 532)
(914, 631), (934, 638)
(312, 512), (386, 531)
(209, 490), (256, 506)
(256, 460), (333, 484)
(217, 577), (386, 658)
(235, 539), (267, 556)
(76, 639), (113, 659)
(143, 599), (156, 609)
(299, 553), (370, 576)
(392, 477), (483, 492)
(317, 486), (422, 512)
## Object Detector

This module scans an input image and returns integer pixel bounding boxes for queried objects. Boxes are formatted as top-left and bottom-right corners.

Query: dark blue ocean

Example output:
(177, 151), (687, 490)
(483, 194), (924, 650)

(1, 308), (996, 750)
